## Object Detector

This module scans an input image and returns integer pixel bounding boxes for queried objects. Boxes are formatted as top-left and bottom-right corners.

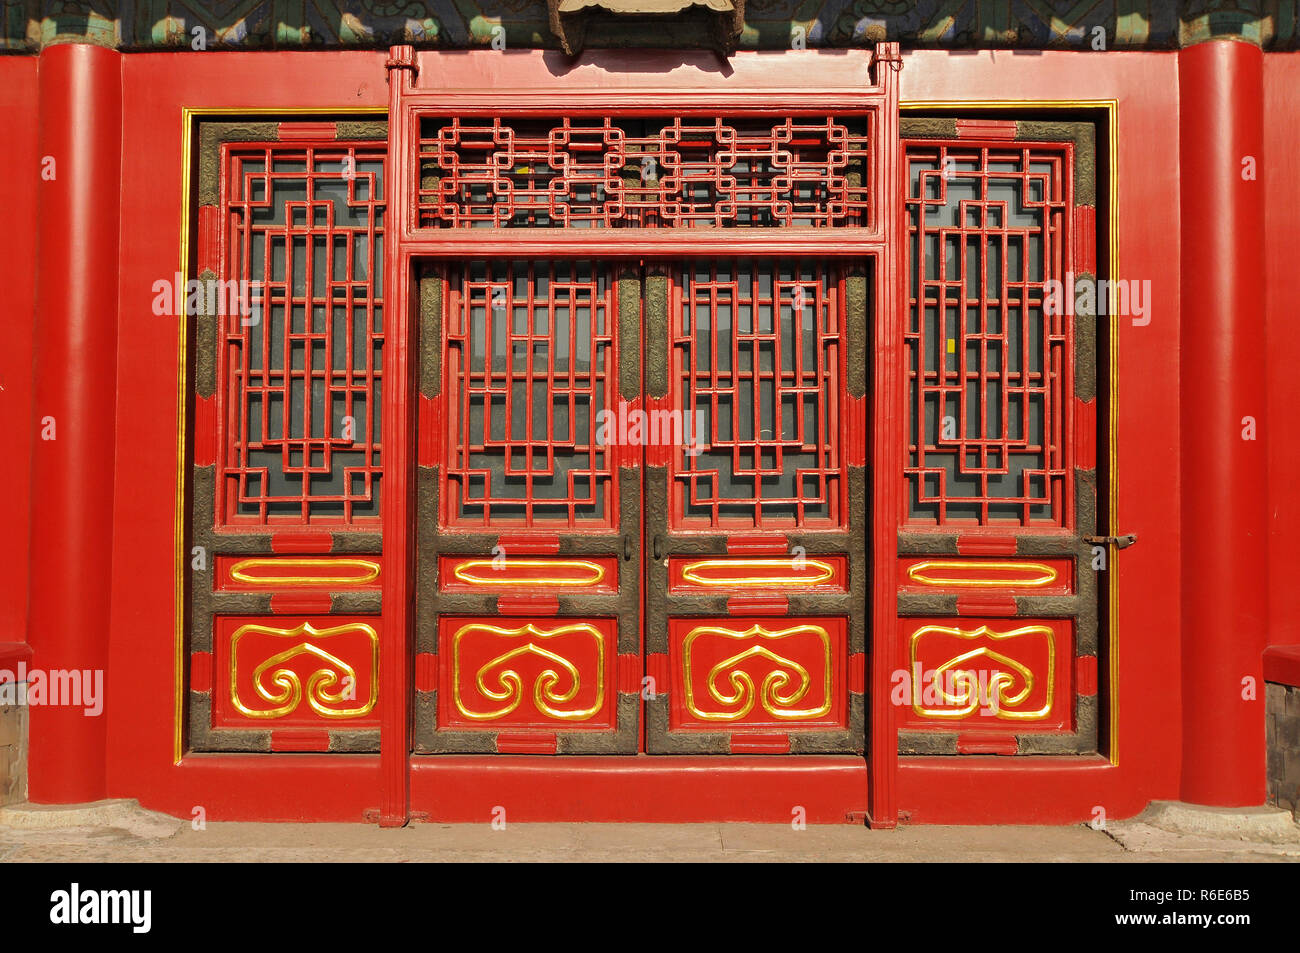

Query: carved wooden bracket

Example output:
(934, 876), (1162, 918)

(546, 0), (746, 57)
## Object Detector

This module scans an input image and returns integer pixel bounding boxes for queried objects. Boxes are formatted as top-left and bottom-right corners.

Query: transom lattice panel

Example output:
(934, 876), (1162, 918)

(219, 143), (386, 525)
(418, 116), (871, 229)
(904, 143), (1071, 526)
(670, 259), (845, 529)
(443, 259), (618, 529)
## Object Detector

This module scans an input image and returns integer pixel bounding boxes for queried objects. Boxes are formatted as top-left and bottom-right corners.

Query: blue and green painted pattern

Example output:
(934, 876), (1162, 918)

(3, 1), (1294, 53)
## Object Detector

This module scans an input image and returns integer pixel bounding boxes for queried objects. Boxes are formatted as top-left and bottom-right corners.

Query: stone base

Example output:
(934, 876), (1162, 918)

(1133, 800), (1300, 843)
(0, 798), (183, 839)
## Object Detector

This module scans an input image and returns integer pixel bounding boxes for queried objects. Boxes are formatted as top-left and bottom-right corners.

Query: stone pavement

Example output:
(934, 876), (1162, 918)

(0, 800), (1297, 862)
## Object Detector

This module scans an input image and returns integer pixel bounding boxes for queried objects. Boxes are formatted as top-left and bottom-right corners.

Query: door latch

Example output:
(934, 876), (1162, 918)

(1083, 533), (1137, 550)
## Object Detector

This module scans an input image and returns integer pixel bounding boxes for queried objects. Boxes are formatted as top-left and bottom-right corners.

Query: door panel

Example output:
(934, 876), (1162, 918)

(416, 257), (869, 756)
(413, 259), (642, 754)
(644, 259), (869, 754)
(187, 122), (388, 754)
(895, 121), (1101, 757)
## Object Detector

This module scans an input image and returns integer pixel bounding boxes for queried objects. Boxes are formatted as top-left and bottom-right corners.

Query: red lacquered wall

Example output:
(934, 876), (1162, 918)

(0, 56), (38, 645)
(1264, 53), (1300, 649)
(107, 51), (389, 820)
(7, 42), (1273, 822)
(899, 50), (1184, 822)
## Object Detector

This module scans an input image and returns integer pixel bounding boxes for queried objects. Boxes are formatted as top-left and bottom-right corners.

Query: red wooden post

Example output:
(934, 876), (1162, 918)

(379, 45), (418, 827)
(1178, 39), (1267, 806)
(26, 43), (122, 803)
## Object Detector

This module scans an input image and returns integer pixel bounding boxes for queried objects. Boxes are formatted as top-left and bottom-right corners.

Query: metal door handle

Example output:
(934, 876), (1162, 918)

(1083, 533), (1137, 550)
(653, 535), (663, 560)
(623, 536), (633, 561)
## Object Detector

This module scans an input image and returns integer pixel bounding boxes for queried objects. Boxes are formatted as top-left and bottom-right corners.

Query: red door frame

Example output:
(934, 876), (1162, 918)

(379, 44), (901, 825)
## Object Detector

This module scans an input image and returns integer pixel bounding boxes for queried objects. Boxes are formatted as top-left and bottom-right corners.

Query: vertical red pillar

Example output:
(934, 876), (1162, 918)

(1178, 40), (1266, 806)
(26, 43), (121, 803)
(379, 45), (417, 827)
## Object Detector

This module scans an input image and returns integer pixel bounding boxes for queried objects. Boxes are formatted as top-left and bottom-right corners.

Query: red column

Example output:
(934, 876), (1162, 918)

(379, 45), (417, 827)
(1178, 40), (1266, 806)
(26, 43), (121, 803)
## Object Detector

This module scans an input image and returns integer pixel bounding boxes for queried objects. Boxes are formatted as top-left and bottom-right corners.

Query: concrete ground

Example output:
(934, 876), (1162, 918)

(0, 800), (1297, 862)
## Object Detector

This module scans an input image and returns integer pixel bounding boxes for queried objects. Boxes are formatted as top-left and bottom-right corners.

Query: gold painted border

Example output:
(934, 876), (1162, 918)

(229, 556), (381, 587)
(449, 558), (608, 588)
(679, 557), (837, 588)
(174, 106), (388, 764)
(173, 100), (1119, 763)
(905, 559), (1058, 588)
(901, 99), (1119, 764)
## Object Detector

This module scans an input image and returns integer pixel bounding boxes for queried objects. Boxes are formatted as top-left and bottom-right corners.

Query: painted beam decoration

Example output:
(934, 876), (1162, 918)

(7, 1), (1294, 53)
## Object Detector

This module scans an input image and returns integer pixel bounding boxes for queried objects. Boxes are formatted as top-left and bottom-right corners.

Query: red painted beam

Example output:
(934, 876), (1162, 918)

(1178, 40), (1267, 806)
(26, 44), (122, 804)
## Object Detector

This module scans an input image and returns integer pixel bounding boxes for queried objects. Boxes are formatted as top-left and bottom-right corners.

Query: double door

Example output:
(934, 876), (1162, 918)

(412, 256), (868, 755)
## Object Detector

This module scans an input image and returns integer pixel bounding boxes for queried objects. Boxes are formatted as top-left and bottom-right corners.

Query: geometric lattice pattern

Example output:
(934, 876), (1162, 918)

(904, 143), (1071, 526)
(671, 259), (845, 529)
(442, 259), (618, 528)
(418, 116), (871, 229)
(218, 143), (386, 524)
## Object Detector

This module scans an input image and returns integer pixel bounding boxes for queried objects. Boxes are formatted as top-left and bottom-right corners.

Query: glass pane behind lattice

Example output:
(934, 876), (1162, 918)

(444, 259), (617, 528)
(904, 143), (1070, 526)
(671, 259), (844, 529)
(220, 144), (386, 525)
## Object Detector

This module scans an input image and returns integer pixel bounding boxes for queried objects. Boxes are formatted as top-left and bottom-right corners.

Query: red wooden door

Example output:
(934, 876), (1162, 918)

(412, 257), (869, 757)
(414, 259), (642, 754)
(644, 260), (867, 754)
(378, 45), (901, 822)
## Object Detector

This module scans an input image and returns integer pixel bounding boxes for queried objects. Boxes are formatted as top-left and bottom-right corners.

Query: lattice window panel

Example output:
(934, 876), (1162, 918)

(418, 116), (871, 229)
(670, 259), (845, 530)
(443, 259), (619, 529)
(217, 144), (386, 525)
(904, 143), (1072, 526)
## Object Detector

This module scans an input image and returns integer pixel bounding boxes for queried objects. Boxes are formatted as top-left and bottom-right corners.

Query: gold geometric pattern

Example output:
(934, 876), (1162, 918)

(905, 560), (1057, 588)
(229, 556), (381, 587)
(449, 558), (607, 588)
(680, 558), (835, 588)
